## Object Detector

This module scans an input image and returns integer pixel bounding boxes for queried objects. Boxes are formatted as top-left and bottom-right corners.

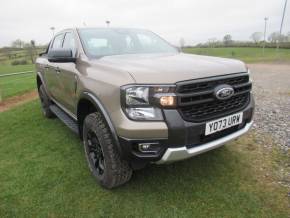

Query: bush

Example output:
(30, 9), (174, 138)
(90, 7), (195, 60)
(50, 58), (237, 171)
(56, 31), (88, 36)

(11, 59), (28, 65)
(188, 41), (290, 49)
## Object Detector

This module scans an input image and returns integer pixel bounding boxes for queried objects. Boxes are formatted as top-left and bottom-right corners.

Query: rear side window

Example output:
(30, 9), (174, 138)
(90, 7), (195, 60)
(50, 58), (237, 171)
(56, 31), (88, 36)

(52, 34), (64, 49)
(63, 32), (76, 56)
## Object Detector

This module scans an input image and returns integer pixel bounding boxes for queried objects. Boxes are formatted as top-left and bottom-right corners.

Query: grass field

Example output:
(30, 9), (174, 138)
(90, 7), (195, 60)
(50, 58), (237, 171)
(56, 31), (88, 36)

(0, 64), (34, 75)
(0, 73), (35, 99)
(183, 47), (290, 63)
(0, 64), (35, 100)
(0, 101), (289, 217)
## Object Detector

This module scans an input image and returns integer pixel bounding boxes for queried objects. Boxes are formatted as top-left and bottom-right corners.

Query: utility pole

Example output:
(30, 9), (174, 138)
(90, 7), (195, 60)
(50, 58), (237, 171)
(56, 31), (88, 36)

(263, 17), (268, 55)
(277, 0), (288, 51)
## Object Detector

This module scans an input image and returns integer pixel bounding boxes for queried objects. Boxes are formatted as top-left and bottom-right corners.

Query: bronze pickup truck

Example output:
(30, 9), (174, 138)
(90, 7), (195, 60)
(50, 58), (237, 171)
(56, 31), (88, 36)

(36, 28), (254, 188)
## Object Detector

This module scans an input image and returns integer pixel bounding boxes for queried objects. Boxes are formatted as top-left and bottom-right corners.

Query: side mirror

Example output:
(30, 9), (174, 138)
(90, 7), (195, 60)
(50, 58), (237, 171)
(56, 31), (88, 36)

(48, 49), (76, 63)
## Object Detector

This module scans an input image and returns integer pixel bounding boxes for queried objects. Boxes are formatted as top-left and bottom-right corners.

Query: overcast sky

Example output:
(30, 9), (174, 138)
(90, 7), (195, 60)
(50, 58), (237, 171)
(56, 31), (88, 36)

(0, 0), (289, 47)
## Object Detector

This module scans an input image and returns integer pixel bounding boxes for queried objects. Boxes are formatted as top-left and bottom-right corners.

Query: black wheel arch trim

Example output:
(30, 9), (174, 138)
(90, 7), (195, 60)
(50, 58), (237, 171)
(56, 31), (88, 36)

(37, 72), (56, 103)
(78, 92), (123, 157)
(36, 72), (49, 93)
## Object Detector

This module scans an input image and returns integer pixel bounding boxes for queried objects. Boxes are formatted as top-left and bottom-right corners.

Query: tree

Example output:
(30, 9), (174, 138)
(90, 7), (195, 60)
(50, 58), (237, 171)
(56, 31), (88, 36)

(24, 40), (37, 64)
(223, 34), (233, 46)
(208, 38), (217, 48)
(267, 32), (287, 43)
(280, 34), (288, 42)
(30, 40), (36, 47)
(179, 38), (185, 48)
(250, 32), (263, 43)
(11, 39), (25, 48)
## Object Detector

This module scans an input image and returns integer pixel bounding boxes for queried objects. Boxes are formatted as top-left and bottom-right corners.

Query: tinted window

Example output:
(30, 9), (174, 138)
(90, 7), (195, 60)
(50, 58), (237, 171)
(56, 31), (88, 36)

(78, 28), (177, 58)
(63, 32), (76, 55)
(52, 34), (64, 49)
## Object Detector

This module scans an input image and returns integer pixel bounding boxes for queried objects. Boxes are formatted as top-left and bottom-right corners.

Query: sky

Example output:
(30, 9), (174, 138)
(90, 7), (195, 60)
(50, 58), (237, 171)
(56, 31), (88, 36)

(0, 0), (289, 47)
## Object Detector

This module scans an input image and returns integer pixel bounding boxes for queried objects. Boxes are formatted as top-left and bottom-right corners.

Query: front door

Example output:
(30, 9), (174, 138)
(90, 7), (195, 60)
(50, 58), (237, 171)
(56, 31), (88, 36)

(55, 32), (79, 113)
(44, 33), (65, 101)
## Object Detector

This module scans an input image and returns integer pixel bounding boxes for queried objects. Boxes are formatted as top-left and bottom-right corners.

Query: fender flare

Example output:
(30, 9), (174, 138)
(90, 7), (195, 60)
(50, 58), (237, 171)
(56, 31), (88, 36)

(78, 92), (123, 156)
(36, 72), (50, 94)
(36, 72), (44, 88)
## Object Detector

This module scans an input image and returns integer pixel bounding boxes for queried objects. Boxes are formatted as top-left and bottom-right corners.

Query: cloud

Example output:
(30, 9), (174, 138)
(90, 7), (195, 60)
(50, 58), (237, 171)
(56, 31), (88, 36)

(0, 0), (289, 46)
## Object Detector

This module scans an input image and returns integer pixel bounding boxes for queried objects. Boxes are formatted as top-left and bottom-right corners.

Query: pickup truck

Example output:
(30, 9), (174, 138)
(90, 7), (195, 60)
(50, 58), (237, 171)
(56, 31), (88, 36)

(36, 28), (254, 189)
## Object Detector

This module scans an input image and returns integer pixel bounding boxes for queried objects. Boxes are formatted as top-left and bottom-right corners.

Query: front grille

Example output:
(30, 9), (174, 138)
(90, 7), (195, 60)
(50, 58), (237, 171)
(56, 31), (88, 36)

(176, 73), (251, 122)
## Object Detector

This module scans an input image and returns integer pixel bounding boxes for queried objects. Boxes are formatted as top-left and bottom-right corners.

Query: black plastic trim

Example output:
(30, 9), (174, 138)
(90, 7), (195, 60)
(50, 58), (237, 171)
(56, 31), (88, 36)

(79, 92), (123, 157)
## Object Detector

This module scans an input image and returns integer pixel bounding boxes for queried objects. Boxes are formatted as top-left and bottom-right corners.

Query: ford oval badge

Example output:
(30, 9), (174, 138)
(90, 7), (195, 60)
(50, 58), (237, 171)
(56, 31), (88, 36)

(215, 85), (234, 100)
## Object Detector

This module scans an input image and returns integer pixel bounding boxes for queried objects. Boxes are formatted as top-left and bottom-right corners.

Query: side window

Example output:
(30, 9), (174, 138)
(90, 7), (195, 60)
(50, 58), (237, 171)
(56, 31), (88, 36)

(63, 32), (77, 56)
(51, 34), (64, 49)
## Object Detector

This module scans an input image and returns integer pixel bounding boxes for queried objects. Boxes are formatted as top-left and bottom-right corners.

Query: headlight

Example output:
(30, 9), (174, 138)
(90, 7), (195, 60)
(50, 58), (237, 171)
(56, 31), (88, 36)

(121, 85), (176, 121)
(126, 86), (149, 106)
(125, 107), (163, 120)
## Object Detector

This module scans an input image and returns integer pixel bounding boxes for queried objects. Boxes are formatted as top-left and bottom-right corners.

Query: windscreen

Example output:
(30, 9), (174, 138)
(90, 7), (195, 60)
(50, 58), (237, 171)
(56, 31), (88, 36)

(78, 28), (177, 58)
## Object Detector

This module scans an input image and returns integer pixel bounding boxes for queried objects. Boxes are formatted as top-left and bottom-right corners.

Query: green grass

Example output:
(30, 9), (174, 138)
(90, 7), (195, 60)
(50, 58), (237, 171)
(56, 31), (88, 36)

(0, 64), (34, 75)
(183, 47), (290, 63)
(0, 101), (289, 217)
(0, 73), (36, 100)
(0, 64), (36, 100)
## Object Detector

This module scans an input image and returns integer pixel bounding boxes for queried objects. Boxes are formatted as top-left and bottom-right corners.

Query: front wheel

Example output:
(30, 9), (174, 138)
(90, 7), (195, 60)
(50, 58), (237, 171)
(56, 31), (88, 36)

(83, 112), (132, 189)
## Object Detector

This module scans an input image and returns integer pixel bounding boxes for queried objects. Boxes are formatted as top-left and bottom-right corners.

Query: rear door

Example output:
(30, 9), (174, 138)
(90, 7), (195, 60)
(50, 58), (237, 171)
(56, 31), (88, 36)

(55, 31), (79, 113)
(44, 33), (65, 100)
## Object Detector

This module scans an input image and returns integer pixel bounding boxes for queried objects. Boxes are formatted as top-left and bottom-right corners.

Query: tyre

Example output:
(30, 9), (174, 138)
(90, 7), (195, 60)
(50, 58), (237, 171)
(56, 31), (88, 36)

(38, 84), (55, 118)
(83, 112), (132, 189)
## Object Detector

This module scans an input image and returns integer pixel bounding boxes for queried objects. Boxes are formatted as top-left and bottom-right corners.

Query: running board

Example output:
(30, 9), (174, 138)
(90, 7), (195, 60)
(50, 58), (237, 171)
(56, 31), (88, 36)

(49, 105), (79, 135)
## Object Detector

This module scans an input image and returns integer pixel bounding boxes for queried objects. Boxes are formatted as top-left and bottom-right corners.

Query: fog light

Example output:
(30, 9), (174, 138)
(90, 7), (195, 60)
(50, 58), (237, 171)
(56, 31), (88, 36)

(160, 96), (176, 107)
(138, 142), (159, 153)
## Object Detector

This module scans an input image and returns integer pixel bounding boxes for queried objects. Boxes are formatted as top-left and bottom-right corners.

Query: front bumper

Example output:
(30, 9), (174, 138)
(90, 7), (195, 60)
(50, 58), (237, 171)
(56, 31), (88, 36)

(156, 121), (253, 164)
(119, 94), (254, 167)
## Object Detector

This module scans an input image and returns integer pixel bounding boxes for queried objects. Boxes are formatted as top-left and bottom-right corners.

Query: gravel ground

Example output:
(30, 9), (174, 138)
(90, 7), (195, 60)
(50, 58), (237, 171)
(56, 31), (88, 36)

(248, 63), (290, 189)
(249, 63), (290, 152)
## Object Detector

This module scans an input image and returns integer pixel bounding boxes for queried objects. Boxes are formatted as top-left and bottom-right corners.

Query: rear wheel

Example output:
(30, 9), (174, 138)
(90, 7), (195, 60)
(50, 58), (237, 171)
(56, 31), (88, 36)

(38, 84), (55, 118)
(83, 112), (132, 189)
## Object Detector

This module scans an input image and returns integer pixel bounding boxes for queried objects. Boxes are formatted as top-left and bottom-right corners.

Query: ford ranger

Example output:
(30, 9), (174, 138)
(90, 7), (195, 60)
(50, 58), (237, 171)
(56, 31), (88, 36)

(36, 28), (254, 189)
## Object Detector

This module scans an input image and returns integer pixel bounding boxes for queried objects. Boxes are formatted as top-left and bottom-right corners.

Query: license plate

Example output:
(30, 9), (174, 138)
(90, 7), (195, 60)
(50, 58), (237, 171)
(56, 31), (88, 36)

(205, 112), (243, 136)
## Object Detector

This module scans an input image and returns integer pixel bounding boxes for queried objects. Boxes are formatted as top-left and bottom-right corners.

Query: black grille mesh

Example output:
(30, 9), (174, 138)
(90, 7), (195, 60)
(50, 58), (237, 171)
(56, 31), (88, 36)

(177, 73), (251, 122)
(178, 75), (249, 93)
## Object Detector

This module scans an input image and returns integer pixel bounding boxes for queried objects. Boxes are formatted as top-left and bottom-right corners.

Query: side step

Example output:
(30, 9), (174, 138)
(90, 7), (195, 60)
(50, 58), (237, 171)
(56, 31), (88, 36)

(49, 105), (79, 135)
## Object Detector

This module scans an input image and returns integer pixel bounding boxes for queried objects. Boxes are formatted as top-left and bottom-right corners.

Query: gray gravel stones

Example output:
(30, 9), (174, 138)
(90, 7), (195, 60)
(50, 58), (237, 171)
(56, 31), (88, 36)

(248, 63), (290, 152)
